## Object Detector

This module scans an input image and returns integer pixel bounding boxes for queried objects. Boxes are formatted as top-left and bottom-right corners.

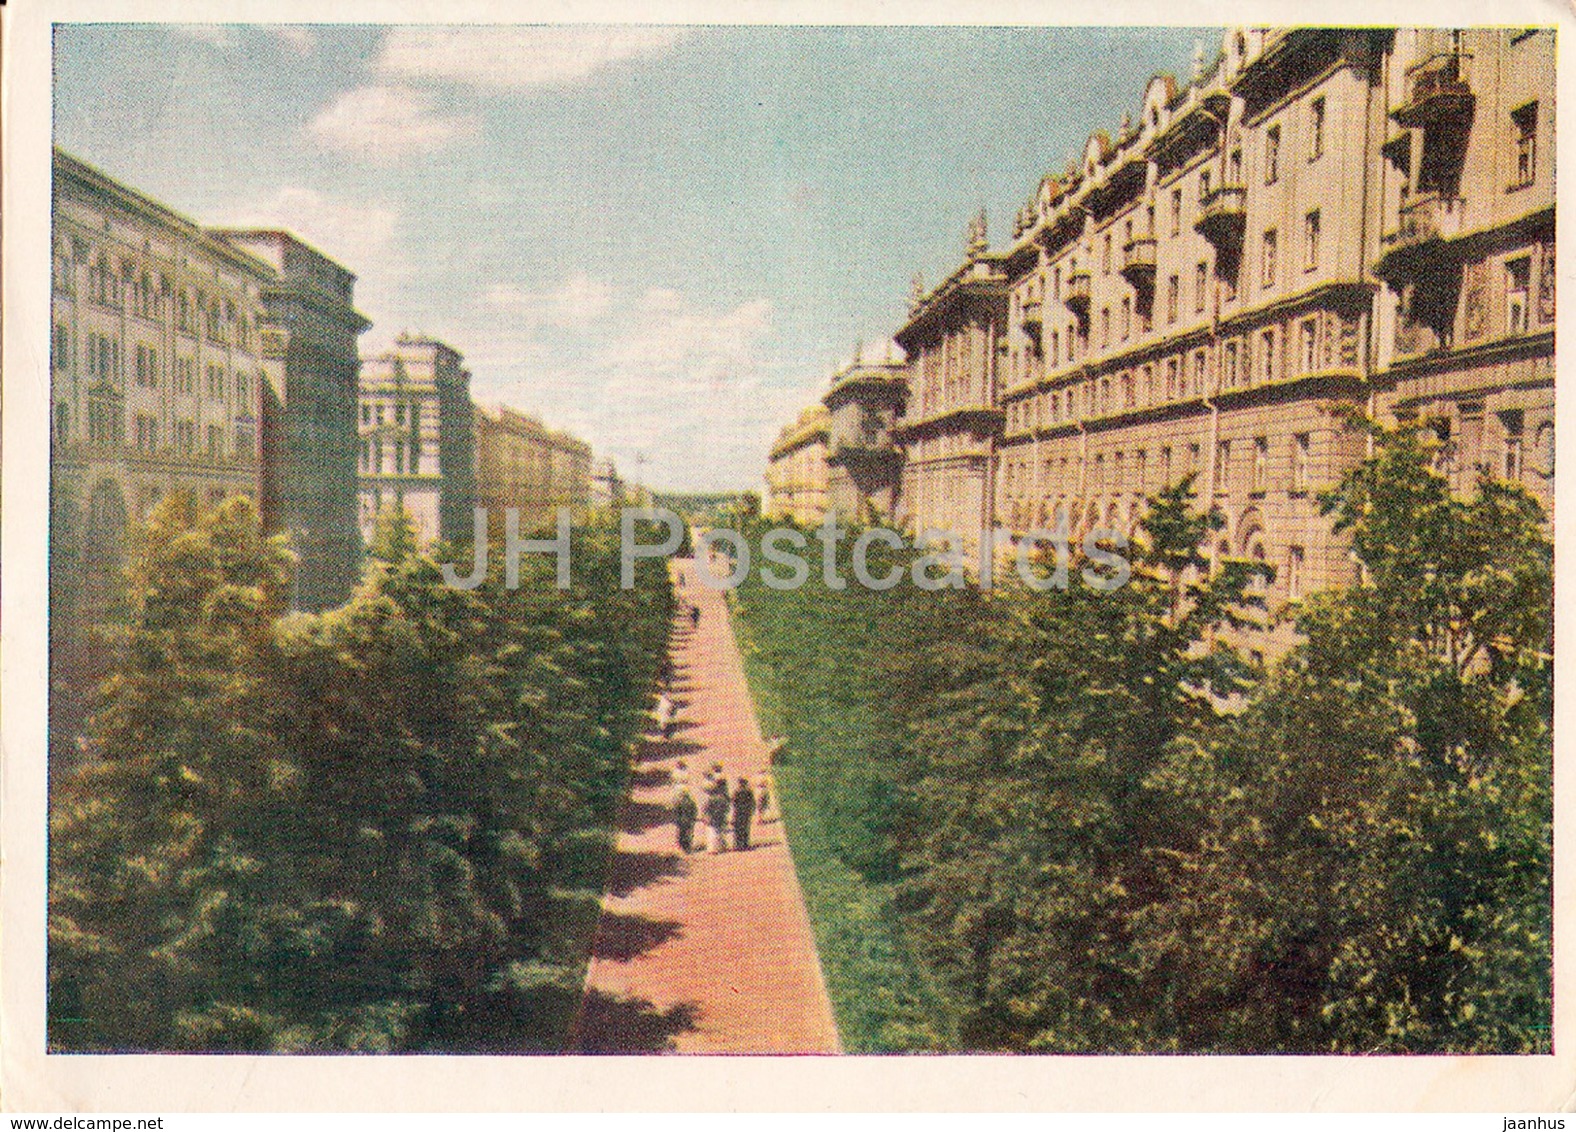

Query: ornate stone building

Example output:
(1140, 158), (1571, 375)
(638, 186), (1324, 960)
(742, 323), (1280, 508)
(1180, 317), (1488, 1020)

(989, 27), (1552, 659)
(764, 405), (831, 527)
(213, 229), (369, 611)
(357, 334), (475, 548)
(473, 403), (593, 534)
(892, 213), (1010, 560)
(1372, 27), (1555, 513)
(823, 347), (908, 525)
(51, 149), (278, 618)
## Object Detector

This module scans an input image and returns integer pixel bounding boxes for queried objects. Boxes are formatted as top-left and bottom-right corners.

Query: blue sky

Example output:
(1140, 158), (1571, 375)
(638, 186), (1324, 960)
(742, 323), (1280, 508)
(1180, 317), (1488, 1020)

(54, 24), (1213, 493)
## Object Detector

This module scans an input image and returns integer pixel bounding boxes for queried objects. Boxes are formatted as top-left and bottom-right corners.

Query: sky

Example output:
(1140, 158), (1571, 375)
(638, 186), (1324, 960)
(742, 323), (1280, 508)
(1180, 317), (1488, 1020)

(53, 23), (1215, 493)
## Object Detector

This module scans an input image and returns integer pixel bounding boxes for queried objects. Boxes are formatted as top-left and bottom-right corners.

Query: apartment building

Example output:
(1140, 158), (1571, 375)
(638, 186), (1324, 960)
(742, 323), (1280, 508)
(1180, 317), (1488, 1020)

(893, 213), (1010, 558)
(357, 334), (475, 548)
(51, 149), (278, 618)
(764, 405), (832, 527)
(213, 229), (369, 611)
(1373, 27), (1555, 512)
(823, 349), (908, 525)
(473, 403), (593, 534)
(995, 29), (1399, 654)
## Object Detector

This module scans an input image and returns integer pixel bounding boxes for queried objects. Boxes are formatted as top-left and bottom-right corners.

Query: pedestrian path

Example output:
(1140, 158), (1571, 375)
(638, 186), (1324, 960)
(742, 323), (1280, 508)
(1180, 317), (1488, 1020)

(570, 558), (841, 1054)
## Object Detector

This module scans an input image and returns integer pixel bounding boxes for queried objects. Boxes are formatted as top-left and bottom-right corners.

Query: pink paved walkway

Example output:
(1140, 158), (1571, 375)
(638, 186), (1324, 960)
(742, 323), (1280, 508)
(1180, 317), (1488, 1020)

(570, 558), (841, 1054)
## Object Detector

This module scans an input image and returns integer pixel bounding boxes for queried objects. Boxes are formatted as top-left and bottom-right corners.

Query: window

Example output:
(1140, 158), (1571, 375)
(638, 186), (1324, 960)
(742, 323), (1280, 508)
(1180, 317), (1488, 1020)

(1167, 274), (1180, 323)
(1142, 363), (1155, 403)
(1194, 262), (1208, 313)
(1224, 340), (1238, 388)
(55, 402), (70, 444)
(1304, 210), (1321, 270)
(175, 419), (195, 454)
(1101, 307), (1111, 349)
(1507, 256), (1531, 333)
(1292, 433), (1310, 493)
(1502, 411), (1525, 481)
(207, 424), (223, 456)
(361, 404), (372, 425)
(1170, 189), (1182, 237)
(1265, 125), (1280, 184)
(1252, 437), (1268, 493)
(207, 365), (225, 400)
(1102, 234), (1112, 275)
(134, 413), (158, 453)
(1120, 297), (1131, 340)
(53, 324), (70, 372)
(1261, 229), (1278, 289)
(396, 403), (406, 426)
(235, 420), (255, 457)
(1166, 358), (1179, 398)
(1136, 449), (1147, 486)
(1512, 102), (1538, 189)
(1193, 349), (1207, 395)
(1160, 446), (1172, 485)
(1122, 372), (1135, 408)
(1230, 148), (1243, 184)
(1189, 443), (1201, 475)
(135, 344), (158, 388)
(235, 373), (250, 405)
(1050, 329), (1060, 367)
(1309, 98), (1325, 160)
(1199, 169), (1211, 203)
(1301, 318), (1318, 372)
(1261, 327), (1278, 382)
(1214, 440), (1230, 493)
(1287, 545), (1305, 600)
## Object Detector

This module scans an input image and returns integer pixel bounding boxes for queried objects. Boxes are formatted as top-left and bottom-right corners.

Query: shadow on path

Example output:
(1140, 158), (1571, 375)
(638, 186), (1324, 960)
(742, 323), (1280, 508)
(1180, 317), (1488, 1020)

(571, 990), (699, 1053)
(604, 849), (686, 899)
(590, 910), (684, 962)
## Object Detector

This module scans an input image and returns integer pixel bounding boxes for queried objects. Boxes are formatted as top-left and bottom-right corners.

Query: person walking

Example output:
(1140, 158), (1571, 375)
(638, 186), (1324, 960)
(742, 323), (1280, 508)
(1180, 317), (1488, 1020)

(673, 788), (698, 854)
(655, 690), (674, 740)
(731, 777), (757, 850)
(670, 759), (691, 803)
(755, 773), (773, 823)
(703, 779), (731, 854)
(690, 603), (701, 630)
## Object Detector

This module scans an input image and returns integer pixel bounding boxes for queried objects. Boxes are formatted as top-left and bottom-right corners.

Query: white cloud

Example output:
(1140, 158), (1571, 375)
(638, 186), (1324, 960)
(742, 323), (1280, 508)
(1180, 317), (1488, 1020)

(598, 290), (773, 393)
(376, 26), (687, 90)
(307, 85), (476, 163)
(169, 25), (315, 54)
(483, 272), (613, 325)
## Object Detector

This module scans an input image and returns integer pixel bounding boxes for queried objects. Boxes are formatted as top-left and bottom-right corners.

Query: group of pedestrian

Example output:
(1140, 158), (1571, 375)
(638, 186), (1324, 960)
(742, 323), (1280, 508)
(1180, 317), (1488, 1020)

(670, 760), (766, 854)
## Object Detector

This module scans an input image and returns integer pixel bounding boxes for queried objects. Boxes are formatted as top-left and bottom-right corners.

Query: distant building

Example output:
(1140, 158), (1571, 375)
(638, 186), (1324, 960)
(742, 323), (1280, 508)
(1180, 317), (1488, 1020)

(473, 403), (593, 533)
(823, 347), (908, 525)
(51, 148), (276, 617)
(213, 229), (369, 611)
(764, 405), (831, 527)
(357, 335), (474, 547)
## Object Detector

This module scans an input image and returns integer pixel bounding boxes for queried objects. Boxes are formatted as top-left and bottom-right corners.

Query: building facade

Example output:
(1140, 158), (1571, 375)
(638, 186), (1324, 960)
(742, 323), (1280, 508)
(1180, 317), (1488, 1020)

(473, 403), (593, 534)
(823, 350), (908, 525)
(1372, 27), (1555, 514)
(51, 149), (277, 617)
(357, 334), (475, 548)
(214, 230), (369, 611)
(764, 405), (831, 526)
(893, 214), (1009, 559)
(763, 26), (1552, 663)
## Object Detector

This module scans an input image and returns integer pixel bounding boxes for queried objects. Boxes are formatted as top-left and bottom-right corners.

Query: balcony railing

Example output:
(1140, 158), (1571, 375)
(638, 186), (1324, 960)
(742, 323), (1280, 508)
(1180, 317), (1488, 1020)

(1393, 52), (1474, 129)
(1064, 271), (1091, 317)
(1391, 192), (1467, 248)
(1195, 185), (1247, 249)
(1120, 236), (1157, 289)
